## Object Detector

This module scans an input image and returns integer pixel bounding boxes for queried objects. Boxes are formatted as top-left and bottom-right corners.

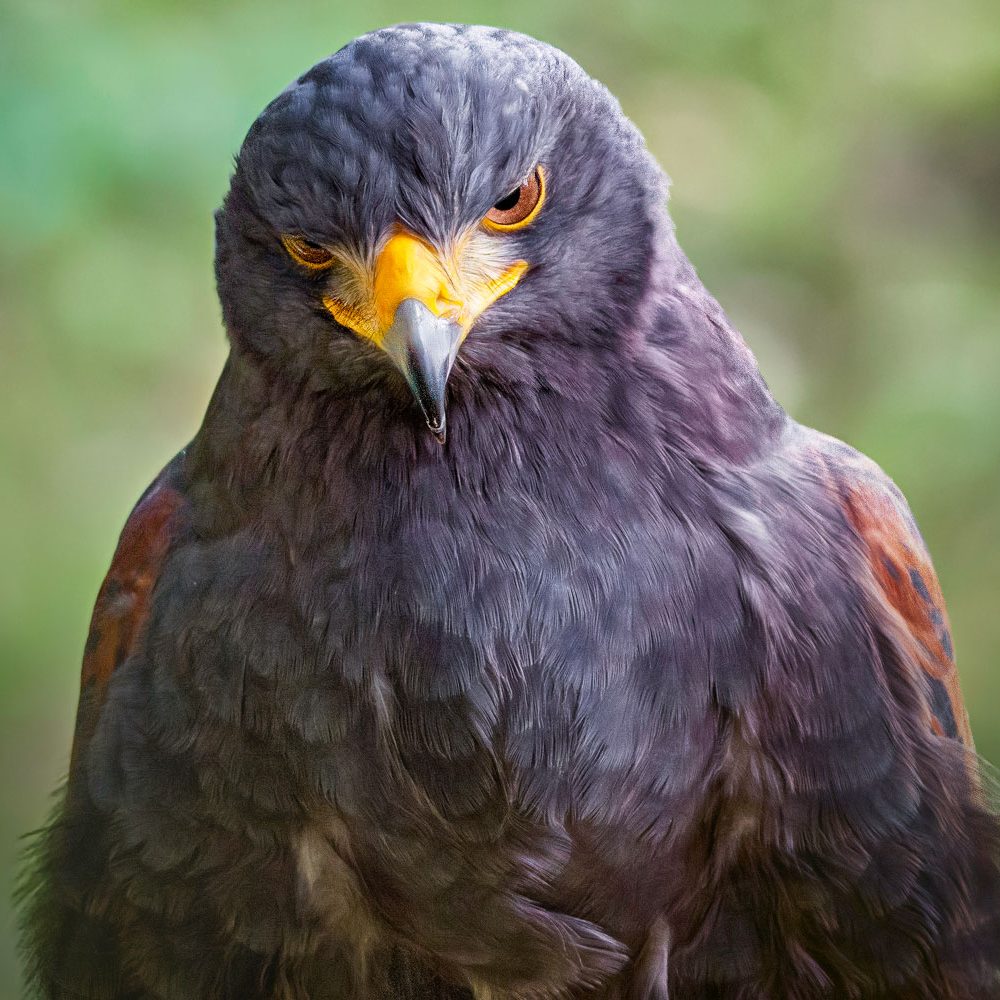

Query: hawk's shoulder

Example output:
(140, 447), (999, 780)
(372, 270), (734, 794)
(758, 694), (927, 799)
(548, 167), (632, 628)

(808, 431), (972, 747)
(73, 452), (190, 767)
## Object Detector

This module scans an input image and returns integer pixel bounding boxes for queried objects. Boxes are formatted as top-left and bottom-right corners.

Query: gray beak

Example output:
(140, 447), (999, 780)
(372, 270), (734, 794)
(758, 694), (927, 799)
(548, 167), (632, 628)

(380, 298), (462, 443)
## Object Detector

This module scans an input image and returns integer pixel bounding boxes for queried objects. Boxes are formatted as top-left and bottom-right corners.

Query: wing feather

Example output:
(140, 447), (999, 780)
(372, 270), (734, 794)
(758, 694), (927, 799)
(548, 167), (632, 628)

(71, 452), (189, 768)
(818, 435), (972, 747)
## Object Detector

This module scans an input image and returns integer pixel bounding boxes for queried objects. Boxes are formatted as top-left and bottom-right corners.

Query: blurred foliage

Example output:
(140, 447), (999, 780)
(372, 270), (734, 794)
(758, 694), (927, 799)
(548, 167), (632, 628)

(1, 0), (998, 992)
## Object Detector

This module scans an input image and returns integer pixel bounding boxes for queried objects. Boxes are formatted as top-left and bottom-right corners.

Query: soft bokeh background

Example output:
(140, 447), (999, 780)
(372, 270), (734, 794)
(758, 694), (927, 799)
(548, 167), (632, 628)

(2, 0), (998, 991)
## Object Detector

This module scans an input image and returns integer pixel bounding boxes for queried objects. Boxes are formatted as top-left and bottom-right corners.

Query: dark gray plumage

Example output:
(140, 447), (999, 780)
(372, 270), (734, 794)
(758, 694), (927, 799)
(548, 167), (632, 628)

(19, 23), (1000, 1000)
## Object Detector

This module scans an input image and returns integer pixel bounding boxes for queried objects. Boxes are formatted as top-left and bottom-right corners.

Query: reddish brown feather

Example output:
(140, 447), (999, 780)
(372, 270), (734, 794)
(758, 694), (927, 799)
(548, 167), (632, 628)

(822, 442), (973, 748)
(80, 479), (186, 696)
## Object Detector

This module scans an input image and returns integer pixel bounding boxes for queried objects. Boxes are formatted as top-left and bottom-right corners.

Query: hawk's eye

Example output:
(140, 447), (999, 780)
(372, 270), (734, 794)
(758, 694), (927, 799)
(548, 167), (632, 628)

(281, 234), (335, 269)
(483, 166), (546, 231)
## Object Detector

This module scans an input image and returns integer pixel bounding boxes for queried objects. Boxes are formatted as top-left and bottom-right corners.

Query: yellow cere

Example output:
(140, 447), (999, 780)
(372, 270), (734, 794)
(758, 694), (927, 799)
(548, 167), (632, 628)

(319, 230), (530, 349)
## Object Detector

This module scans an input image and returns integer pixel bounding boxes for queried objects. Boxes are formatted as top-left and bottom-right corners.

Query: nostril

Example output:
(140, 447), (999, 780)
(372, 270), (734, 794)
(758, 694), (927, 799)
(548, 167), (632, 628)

(434, 286), (462, 317)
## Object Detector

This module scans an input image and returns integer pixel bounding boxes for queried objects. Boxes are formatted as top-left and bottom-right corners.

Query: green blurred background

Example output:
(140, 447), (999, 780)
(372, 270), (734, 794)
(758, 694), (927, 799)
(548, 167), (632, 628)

(1, 0), (998, 992)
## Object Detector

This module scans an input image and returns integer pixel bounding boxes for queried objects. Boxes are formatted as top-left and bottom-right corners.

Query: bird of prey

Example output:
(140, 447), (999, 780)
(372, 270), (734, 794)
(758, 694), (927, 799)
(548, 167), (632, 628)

(19, 22), (1000, 1000)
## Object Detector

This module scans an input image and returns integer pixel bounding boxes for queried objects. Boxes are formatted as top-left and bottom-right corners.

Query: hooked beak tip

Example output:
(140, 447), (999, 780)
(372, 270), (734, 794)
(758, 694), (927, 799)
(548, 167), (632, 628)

(427, 420), (447, 445)
(381, 298), (461, 442)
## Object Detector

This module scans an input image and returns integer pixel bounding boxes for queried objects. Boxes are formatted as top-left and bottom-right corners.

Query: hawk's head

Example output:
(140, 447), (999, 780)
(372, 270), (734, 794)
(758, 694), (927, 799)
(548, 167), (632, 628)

(215, 23), (670, 440)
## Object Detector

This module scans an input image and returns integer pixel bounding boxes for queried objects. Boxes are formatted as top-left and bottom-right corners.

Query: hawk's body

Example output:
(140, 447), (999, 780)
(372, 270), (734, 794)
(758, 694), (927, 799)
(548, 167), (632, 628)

(21, 23), (1000, 1000)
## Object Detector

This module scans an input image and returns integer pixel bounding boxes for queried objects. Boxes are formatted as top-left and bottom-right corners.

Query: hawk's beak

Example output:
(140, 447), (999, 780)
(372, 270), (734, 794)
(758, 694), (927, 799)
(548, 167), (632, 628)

(380, 299), (460, 442)
(323, 229), (527, 441)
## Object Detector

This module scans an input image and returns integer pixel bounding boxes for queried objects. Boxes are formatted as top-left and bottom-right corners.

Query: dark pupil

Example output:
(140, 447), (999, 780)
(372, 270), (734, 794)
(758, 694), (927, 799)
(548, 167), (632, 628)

(301, 239), (323, 251)
(494, 188), (521, 212)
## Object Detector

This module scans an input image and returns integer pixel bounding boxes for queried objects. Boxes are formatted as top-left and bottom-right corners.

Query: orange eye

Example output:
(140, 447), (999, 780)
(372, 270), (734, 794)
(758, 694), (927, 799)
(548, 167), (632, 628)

(483, 166), (546, 231)
(281, 234), (335, 269)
